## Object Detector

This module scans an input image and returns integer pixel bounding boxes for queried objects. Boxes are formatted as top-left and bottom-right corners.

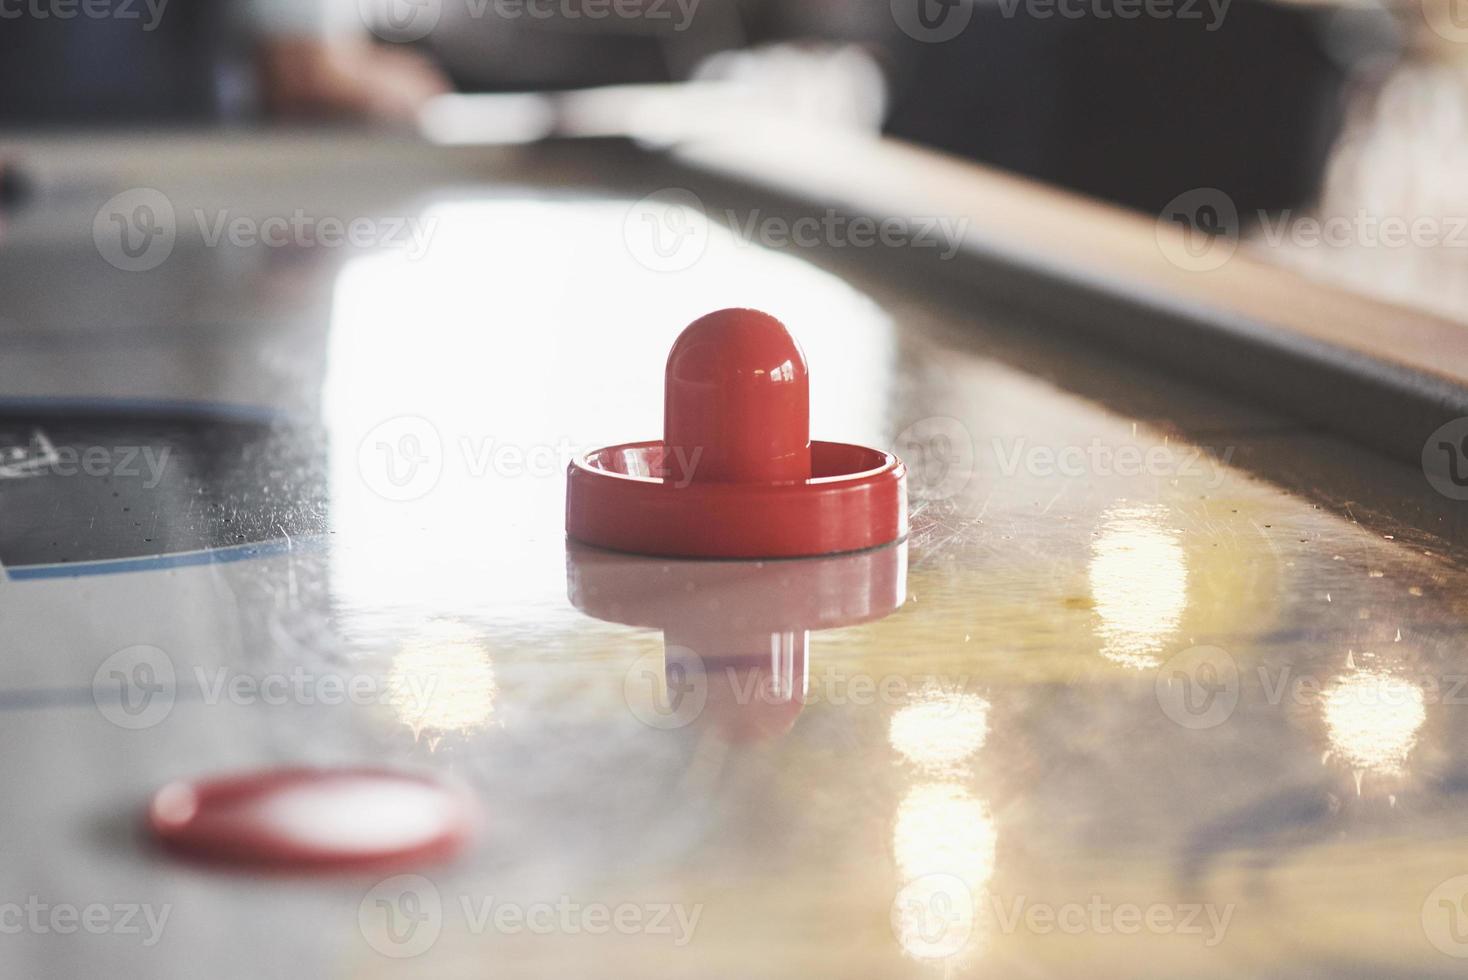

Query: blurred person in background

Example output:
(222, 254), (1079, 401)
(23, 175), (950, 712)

(422, 0), (1402, 214)
(0, 0), (451, 123)
(0, 0), (1422, 220)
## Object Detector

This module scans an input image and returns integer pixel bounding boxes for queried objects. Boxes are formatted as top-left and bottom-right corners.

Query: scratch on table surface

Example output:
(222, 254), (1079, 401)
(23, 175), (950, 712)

(280, 522), (299, 603)
(1041, 484), (1068, 515)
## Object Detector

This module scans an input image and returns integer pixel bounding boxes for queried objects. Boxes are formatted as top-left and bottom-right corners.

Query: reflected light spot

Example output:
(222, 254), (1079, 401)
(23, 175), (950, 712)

(893, 782), (997, 961)
(1088, 504), (1189, 669)
(889, 692), (990, 774)
(387, 623), (498, 740)
(1322, 666), (1425, 778)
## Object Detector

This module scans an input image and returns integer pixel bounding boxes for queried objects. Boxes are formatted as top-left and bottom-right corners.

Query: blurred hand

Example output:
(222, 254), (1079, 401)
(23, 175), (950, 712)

(257, 37), (451, 121)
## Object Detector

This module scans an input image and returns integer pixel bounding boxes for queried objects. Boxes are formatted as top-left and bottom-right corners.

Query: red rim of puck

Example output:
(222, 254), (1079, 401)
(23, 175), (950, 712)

(566, 440), (907, 559)
(147, 768), (476, 872)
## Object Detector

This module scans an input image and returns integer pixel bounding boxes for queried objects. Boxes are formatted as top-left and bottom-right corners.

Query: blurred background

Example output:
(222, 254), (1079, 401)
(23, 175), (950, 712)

(1, 0), (1466, 317)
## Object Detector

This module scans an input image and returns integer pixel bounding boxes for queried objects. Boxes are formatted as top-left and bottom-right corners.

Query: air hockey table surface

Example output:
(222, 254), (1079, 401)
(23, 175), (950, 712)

(2, 131), (1468, 979)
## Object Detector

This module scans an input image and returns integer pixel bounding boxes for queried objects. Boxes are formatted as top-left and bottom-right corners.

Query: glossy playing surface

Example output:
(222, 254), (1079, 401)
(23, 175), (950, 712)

(2, 134), (1467, 978)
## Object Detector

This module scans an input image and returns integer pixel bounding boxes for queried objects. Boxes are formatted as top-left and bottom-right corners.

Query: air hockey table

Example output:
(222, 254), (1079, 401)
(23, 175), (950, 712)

(3, 122), (1468, 979)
